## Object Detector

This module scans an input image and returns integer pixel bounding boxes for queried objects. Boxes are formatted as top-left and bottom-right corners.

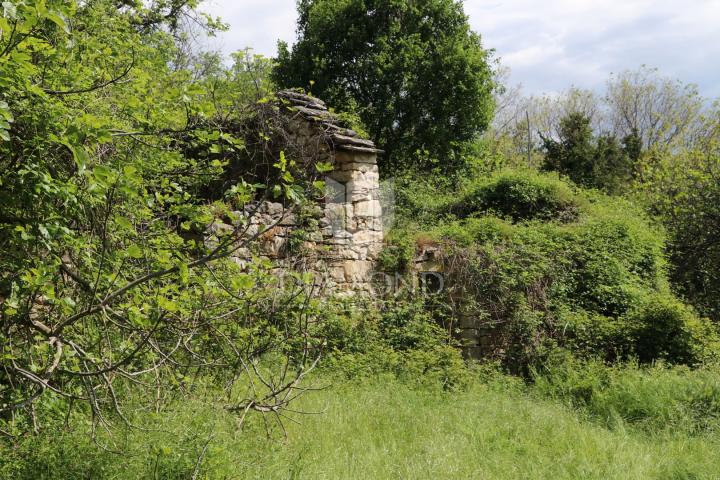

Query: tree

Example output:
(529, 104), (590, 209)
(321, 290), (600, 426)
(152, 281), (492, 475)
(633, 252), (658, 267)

(541, 113), (596, 186)
(0, 0), (323, 435)
(273, 0), (495, 174)
(541, 112), (637, 193)
(637, 147), (720, 322)
(605, 66), (705, 150)
(489, 79), (607, 169)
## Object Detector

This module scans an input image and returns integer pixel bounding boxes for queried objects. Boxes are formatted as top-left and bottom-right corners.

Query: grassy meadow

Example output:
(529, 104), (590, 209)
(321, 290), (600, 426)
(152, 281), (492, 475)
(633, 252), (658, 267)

(4, 366), (720, 480)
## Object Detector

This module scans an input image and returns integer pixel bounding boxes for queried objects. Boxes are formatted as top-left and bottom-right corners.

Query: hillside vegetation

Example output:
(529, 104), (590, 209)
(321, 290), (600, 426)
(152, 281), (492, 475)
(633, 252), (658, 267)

(1, 0), (720, 478)
(383, 169), (718, 368)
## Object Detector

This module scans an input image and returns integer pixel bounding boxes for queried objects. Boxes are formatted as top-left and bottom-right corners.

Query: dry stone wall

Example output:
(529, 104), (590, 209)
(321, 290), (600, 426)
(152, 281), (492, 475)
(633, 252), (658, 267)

(412, 246), (508, 360)
(216, 91), (385, 292)
(206, 90), (500, 358)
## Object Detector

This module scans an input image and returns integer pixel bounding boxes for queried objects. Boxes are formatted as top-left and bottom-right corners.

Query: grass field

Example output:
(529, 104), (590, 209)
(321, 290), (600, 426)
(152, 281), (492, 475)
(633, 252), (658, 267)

(5, 371), (720, 479)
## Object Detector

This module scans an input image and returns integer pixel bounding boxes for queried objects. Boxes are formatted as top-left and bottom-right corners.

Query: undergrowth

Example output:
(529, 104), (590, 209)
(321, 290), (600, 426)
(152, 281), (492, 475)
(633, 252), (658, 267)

(5, 361), (720, 479)
(383, 168), (720, 368)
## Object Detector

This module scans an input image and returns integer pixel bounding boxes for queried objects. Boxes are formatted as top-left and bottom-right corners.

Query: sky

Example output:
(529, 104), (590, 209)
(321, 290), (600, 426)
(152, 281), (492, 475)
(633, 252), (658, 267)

(201, 0), (720, 98)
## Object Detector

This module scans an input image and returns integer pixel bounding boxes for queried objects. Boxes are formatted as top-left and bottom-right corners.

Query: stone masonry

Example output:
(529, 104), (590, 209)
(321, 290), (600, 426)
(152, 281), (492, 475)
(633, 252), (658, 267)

(215, 90), (385, 292)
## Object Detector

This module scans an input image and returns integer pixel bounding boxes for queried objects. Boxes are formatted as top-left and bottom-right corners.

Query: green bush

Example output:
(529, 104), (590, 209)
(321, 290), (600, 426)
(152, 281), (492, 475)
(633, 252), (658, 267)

(377, 236), (416, 273)
(449, 170), (581, 222)
(385, 168), (718, 368)
(319, 299), (469, 390)
(629, 294), (720, 365)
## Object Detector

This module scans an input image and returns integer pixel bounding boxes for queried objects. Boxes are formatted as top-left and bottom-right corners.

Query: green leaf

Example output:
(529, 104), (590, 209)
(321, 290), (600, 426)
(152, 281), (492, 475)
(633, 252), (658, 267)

(57, 140), (89, 172)
(93, 165), (112, 184)
(315, 162), (334, 173)
(127, 244), (143, 259)
(115, 216), (132, 230)
(178, 263), (189, 284)
(231, 274), (255, 291)
(157, 296), (178, 312)
(45, 11), (68, 33)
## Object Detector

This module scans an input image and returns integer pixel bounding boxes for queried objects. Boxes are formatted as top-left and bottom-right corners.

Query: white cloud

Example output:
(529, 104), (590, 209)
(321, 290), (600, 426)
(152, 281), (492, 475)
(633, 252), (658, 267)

(201, 0), (297, 57)
(203, 0), (720, 98)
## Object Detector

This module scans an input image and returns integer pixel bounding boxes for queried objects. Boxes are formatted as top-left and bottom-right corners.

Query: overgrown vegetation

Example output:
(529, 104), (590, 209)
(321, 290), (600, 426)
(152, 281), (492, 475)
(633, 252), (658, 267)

(383, 168), (719, 369)
(0, 0), (333, 436)
(2, 0), (720, 477)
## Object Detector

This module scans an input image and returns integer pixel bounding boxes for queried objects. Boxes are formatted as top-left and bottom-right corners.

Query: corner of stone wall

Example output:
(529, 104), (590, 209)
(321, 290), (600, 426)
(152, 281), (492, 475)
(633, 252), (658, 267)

(218, 90), (386, 294)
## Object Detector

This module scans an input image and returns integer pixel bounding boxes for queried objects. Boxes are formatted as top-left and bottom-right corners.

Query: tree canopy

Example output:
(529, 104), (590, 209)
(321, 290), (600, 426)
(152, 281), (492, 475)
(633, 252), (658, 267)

(273, 0), (496, 174)
(0, 0), (324, 433)
(540, 112), (639, 193)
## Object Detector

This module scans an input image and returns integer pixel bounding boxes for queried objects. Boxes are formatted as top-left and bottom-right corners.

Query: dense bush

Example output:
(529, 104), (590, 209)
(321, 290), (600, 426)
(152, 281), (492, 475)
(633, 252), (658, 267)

(319, 298), (469, 389)
(449, 170), (581, 222)
(386, 169), (719, 368)
(0, 0), (331, 435)
(636, 148), (720, 322)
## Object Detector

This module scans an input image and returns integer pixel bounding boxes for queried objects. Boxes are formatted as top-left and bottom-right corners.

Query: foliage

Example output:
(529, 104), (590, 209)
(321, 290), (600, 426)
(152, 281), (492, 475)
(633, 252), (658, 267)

(273, 0), (495, 174)
(605, 66), (706, 150)
(636, 147), (720, 322)
(533, 354), (720, 435)
(449, 169), (581, 222)
(386, 169), (719, 368)
(376, 235), (415, 273)
(319, 298), (469, 390)
(491, 66), (712, 167)
(0, 0), (326, 434)
(541, 112), (639, 193)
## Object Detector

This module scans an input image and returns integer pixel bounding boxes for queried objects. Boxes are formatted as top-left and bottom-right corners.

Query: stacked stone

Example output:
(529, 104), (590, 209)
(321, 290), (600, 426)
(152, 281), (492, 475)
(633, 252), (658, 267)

(321, 146), (384, 290)
(219, 90), (385, 293)
(276, 89), (384, 155)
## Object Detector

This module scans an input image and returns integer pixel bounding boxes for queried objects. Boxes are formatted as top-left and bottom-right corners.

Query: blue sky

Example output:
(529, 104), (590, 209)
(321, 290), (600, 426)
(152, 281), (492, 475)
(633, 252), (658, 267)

(202, 0), (720, 98)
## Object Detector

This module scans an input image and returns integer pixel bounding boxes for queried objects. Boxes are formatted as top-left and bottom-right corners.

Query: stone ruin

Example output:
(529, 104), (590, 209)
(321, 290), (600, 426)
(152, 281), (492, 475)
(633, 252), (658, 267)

(213, 90), (385, 292)
(206, 90), (497, 359)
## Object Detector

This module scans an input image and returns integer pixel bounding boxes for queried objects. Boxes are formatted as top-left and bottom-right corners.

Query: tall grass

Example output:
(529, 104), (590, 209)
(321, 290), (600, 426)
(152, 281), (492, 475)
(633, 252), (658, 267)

(533, 357), (720, 435)
(4, 371), (720, 479)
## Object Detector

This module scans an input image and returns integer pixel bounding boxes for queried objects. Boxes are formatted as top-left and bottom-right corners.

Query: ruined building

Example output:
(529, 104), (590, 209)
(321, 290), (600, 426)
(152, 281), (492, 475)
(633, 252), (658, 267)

(215, 90), (385, 292)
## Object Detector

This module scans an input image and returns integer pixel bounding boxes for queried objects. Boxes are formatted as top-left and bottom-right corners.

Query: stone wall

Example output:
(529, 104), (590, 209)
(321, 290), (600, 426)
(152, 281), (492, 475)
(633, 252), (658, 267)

(209, 90), (503, 358)
(412, 246), (507, 360)
(219, 90), (384, 292)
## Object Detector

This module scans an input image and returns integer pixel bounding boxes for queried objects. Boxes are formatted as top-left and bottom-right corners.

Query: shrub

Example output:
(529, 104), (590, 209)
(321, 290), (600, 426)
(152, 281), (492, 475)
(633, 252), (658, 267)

(377, 236), (416, 273)
(384, 166), (720, 369)
(629, 294), (720, 365)
(319, 299), (469, 390)
(449, 170), (581, 222)
(386, 168), (718, 368)
(433, 215), (681, 366)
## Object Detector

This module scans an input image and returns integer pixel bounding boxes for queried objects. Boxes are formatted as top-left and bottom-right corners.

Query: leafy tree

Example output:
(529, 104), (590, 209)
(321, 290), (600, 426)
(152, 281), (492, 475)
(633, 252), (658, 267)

(541, 112), (637, 193)
(542, 113), (596, 186)
(0, 0), (323, 434)
(637, 147), (720, 322)
(273, 0), (495, 174)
